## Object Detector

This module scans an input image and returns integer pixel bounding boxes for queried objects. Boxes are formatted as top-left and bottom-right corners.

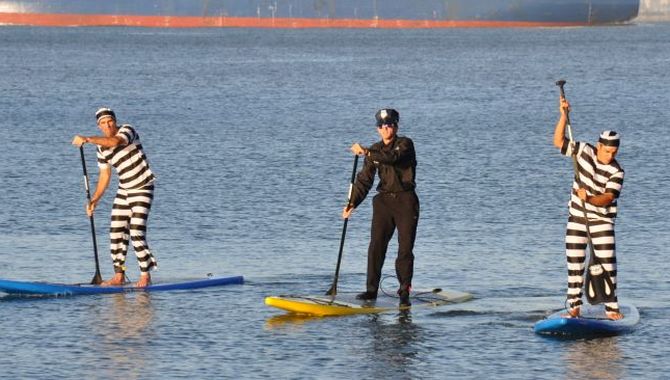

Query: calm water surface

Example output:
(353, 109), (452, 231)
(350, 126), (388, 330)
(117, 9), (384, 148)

(0, 23), (669, 379)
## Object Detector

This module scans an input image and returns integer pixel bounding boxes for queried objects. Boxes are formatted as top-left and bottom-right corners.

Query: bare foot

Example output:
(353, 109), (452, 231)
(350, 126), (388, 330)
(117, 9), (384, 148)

(135, 273), (151, 288)
(562, 306), (580, 318)
(101, 273), (125, 286)
(606, 311), (624, 320)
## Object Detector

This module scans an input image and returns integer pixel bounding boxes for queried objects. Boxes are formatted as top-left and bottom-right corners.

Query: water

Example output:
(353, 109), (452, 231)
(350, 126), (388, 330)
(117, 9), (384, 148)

(1, 23), (669, 379)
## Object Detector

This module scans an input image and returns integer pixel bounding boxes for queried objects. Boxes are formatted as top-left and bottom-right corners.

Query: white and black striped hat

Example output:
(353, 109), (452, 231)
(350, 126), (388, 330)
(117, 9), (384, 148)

(95, 107), (116, 123)
(599, 130), (620, 147)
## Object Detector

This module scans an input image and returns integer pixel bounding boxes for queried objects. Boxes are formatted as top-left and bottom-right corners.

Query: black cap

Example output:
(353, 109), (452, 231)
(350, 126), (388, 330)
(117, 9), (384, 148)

(375, 108), (399, 126)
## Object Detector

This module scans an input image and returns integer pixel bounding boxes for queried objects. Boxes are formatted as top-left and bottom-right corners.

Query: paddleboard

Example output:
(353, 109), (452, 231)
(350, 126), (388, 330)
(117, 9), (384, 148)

(265, 288), (473, 317)
(0, 276), (244, 297)
(534, 303), (639, 337)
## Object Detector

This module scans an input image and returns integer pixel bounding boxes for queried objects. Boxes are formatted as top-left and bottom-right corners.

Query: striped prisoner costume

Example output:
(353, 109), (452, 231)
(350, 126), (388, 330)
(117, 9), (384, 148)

(561, 136), (623, 312)
(97, 124), (157, 274)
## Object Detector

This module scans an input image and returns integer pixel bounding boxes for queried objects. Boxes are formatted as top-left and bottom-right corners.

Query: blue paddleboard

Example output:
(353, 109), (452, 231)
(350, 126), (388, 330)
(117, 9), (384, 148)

(0, 276), (243, 296)
(534, 303), (639, 337)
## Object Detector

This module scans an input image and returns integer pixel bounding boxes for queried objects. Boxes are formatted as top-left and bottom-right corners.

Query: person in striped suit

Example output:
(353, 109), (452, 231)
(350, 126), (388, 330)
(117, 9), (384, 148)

(72, 108), (157, 287)
(553, 96), (624, 320)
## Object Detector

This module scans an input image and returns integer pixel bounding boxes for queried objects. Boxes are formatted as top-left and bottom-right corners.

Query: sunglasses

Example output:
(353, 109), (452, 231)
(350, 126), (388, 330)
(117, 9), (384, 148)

(377, 124), (396, 129)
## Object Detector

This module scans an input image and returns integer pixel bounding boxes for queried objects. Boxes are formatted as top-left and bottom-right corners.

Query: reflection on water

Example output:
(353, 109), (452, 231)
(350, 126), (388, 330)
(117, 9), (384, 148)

(264, 310), (423, 378)
(88, 293), (155, 380)
(264, 313), (325, 330)
(108, 293), (154, 340)
(563, 337), (624, 380)
(366, 312), (422, 378)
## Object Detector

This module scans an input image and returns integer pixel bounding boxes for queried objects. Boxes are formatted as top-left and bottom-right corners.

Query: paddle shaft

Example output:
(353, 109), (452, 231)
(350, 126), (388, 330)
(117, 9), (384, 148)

(329, 154), (359, 299)
(79, 146), (103, 285)
(556, 81), (605, 270)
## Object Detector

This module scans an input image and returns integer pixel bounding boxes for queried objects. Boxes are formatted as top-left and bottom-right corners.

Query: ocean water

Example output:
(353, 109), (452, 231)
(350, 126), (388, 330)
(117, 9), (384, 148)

(0, 23), (669, 379)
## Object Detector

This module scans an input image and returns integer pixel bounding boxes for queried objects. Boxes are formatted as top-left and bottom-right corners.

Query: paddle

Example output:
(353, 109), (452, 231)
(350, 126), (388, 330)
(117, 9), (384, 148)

(79, 146), (103, 285)
(556, 80), (615, 305)
(325, 154), (359, 299)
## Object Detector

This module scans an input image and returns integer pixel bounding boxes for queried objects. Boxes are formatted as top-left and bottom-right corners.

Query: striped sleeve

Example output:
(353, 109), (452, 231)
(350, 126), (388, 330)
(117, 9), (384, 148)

(116, 125), (137, 145)
(561, 139), (582, 157)
(96, 147), (110, 169)
(605, 170), (624, 198)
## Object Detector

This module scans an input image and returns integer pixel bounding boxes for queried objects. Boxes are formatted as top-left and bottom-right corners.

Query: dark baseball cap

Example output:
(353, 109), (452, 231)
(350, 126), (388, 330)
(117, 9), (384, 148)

(375, 108), (399, 126)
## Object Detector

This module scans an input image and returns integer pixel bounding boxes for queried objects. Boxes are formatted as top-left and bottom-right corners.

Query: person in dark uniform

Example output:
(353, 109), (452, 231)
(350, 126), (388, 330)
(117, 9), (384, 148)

(343, 108), (419, 307)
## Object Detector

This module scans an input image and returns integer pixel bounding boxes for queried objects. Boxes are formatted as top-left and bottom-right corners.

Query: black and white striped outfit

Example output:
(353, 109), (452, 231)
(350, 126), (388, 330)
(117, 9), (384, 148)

(97, 125), (157, 273)
(561, 139), (624, 312)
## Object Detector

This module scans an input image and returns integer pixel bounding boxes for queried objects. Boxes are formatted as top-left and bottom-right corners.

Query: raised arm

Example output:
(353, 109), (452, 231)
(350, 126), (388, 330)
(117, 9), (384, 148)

(553, 96), (571, 150)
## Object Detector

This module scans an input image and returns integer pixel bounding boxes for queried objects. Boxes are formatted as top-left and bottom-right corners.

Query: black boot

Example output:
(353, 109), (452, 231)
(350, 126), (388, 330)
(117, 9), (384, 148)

(356, 291), (378, 300)
(399, 289), (411, 307)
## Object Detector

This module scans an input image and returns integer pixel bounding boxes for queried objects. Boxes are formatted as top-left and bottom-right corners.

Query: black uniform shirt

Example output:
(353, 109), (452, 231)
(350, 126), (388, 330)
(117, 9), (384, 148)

(349, 135), (417, 208)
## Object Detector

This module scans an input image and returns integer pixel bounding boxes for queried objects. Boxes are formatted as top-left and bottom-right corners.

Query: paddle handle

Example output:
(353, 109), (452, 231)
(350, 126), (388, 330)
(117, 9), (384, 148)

(556, 80), (574, 141)
(556, 81), (581, 193)
(79, 146), (103, 285)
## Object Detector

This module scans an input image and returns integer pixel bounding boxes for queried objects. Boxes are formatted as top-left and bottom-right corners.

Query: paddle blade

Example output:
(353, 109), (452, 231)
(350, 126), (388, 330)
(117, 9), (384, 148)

(91, 271), (103, 285)
(585, 263), (616, 305)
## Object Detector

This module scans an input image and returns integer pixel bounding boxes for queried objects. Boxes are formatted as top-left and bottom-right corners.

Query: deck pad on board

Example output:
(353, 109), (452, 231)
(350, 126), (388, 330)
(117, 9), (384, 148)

(534, 303), (639, 336)
(0, 276), (244, 296)
(265, 288), (472, 317)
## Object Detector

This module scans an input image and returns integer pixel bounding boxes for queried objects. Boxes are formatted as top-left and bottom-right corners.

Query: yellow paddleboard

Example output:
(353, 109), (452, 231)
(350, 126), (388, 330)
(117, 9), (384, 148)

(265, 289), (472, 317)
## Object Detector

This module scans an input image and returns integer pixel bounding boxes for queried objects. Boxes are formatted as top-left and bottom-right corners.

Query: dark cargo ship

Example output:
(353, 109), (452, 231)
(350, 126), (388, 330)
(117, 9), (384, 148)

(0, 0), (640, 28)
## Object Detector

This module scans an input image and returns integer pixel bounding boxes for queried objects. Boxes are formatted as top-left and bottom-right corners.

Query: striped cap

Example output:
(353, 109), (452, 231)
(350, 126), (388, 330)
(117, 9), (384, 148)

(95, 107), (116, 123)
(599, 130), (620, 147)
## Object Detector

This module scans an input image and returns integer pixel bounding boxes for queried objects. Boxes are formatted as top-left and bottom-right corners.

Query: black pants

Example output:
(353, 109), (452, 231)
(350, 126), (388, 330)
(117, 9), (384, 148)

(366, 191), (420, 293)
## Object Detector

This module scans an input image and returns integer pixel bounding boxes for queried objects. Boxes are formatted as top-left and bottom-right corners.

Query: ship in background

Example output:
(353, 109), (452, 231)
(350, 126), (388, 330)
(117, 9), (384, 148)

(0, 0), (640, 28)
